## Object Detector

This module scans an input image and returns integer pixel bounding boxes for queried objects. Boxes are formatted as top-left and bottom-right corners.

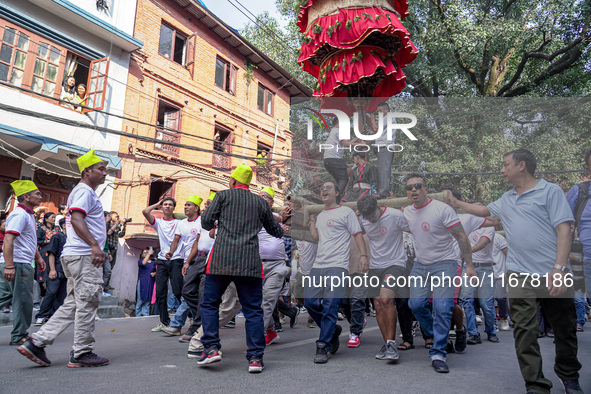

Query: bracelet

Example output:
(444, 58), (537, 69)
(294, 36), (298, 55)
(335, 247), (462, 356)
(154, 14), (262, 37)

(4, 267), (15, 270)
(360, 255), (368, 257)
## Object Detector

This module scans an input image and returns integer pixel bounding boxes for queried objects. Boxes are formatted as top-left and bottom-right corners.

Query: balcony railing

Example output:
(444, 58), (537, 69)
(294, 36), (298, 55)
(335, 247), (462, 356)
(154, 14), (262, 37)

(155, 128), (180, 155)
(212, 152), (231, 170)
(256, 167), (273, 186)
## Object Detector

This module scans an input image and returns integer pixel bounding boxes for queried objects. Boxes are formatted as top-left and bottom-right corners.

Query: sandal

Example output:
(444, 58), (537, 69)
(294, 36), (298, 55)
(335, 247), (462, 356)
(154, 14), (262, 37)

(424, 339), (434, 349)
(398, 342), (415, 350)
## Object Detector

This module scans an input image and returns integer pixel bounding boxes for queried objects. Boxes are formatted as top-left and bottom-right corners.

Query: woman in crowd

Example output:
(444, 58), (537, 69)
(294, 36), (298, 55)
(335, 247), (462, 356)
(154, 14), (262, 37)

(60, 75), (77, 108)
(136, 247), (157, 317)
(74, 84), (87, 112)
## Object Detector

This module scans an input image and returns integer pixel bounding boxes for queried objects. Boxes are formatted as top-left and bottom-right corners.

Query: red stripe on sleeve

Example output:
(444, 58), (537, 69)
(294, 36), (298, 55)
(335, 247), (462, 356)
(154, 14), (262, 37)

(446, 221), (461, 229)
(5, 231), (20, 236)
(69, 208), (87, 216)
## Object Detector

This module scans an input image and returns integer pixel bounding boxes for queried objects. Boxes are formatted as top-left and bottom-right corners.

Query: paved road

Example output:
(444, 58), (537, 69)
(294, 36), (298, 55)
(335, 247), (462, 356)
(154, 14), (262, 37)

(1, 314), (589, 393)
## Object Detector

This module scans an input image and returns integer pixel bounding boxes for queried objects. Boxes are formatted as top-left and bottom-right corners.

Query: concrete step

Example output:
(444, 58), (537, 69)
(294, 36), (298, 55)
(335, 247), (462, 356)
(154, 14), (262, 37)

(100, 295), (120, 306)
(97, 305), (125, 319)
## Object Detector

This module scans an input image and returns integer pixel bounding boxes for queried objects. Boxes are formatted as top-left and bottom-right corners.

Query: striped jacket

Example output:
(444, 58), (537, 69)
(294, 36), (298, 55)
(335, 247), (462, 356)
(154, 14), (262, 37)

(201, 186), (283, 277)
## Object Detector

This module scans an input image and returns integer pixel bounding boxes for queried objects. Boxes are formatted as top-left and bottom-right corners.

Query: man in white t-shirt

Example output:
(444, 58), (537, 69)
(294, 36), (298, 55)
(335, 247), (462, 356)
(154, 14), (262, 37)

(305, 181), (368, 364)
(492, 230), (510, 331)
(20, 150), (109, 367)
(1, 180), (45, 346)
(403, 174), (475, 374)
(357, 195), (409, 361)
(161, 195), (203, 338)
(143, 197), (180, 332)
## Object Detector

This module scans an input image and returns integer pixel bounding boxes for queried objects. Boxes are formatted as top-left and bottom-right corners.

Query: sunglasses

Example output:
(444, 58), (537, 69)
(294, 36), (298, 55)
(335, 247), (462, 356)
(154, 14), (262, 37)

(405, 183), (425, 191)
(321, 185), (334, 191)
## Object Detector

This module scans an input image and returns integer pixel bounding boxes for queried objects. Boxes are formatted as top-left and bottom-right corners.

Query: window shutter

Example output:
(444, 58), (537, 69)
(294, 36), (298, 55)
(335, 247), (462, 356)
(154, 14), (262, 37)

(84, 56), (110, 112)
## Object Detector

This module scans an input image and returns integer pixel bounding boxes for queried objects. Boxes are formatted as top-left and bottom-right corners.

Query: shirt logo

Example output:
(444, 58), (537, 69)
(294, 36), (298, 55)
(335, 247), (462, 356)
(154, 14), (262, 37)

(421, 222), (430, 232)
(327, 219), (335, 228)
(190, 228), (198, 235)
(472, 234), (478, 242)
(379, 226), (388, 235)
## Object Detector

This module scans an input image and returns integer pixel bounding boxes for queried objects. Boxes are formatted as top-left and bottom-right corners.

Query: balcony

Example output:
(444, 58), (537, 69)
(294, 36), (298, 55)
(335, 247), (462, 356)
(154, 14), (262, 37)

(212, 152), (231, 170)
(256, 167), (273, 186)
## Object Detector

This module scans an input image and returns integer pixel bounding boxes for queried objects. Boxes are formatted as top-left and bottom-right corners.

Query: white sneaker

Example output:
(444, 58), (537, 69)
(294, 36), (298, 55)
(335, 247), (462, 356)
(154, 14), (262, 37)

(34, 317), (45, 326)
(151, 323), (166, 332)
(499, 319), (510, 331)
(476, 315), (483, 325)
(347, 333), (360, 348)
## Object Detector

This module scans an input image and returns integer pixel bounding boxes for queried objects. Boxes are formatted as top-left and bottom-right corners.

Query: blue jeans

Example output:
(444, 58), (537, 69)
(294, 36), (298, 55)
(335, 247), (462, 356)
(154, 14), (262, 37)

(342, 273), (367, 335)
(170, 297), (191, 328)
(200, 275), (265, 360)
(584, 258), (591, 299)
(408, 260), (456, 361)
(461, 265), (496, 336)
(574, 290), (586, 326)
(135, 282), (151, 317)
(304, 267), (347, 349)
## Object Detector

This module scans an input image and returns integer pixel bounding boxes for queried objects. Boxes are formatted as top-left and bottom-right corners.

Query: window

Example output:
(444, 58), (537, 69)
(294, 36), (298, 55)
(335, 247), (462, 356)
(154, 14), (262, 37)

(257, 84), (274, 116)
(0, 27), (29, 87)
(148, 177), (175, 206)
(256, 143), (272, 185)
(0, 23), (109, 112)
(158, 23), (187, 65)
(212, 123), (232, 170)
(214, 56), (237, 95)
(155, 99), (182, 155)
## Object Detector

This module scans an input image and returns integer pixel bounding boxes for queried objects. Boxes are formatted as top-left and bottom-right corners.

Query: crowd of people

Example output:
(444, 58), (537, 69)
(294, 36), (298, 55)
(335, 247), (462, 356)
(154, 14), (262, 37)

(0, 141), (588, 392)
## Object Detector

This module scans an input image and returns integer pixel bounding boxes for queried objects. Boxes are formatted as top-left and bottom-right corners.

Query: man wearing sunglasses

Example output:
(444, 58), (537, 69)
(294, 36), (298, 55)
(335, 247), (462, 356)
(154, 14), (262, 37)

(305, 181), (369, 363)
(403, 174), (475, 373)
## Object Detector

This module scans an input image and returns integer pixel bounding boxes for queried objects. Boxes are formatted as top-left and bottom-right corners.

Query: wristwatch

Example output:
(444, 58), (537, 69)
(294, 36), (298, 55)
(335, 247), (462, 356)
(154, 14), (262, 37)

(553, 264), (569, 273)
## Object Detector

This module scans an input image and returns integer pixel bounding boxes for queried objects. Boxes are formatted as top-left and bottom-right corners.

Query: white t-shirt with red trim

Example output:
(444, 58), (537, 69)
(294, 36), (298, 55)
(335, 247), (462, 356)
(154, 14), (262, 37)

(63, 183), (106, 257)
(403, 199), (461, 266)
(469, 226), (495, 264)
(175, 216), (202, 260)
(151, 217), (180, 260)
(314, 205), (362, 269)
(360, 207), (409, 269)
(296, 240), (318, 276)
(451, 213), (487, 263)
(2, 205), (37, 264)
(492, 233), (508, 278)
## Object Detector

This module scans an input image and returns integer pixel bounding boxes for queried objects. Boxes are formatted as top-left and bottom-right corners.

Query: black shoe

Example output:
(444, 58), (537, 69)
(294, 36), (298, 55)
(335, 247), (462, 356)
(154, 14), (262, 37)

(432, 360), (449, 373)
(445, 339), (455, 353)
(467, 333), (482, 345)
(329, 324), (342, 354)
(67, 351), (109, 368)
(560, 378), (584, 394)
(275, 325), (283, 333)
(224, 317), (236, 328)
(10, 336), (28, 346)
(487, 334), (500, 343)
(314, 345), (328, 363)
(455, 327), (467, 353)
(17, 337), (51, 367)
(289, 307), (300, 328)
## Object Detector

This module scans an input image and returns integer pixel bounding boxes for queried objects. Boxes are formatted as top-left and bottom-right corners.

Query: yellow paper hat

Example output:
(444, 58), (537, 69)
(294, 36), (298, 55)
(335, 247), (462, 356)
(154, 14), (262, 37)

(11, 180), (38, 197)
(261, 187), (275, 199)
(231, 163), (253, 186)
(187, 195), (203, 206)
(208, 192), (216, 201)
(77, 150), (104, 173)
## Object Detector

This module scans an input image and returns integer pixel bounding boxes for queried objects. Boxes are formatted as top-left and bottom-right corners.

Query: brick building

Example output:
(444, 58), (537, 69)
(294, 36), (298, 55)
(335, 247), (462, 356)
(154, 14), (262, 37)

(109, 0), (310, 301)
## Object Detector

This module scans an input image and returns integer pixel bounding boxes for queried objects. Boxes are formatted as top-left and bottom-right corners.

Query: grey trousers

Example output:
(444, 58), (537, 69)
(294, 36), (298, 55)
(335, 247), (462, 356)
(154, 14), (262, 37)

(376, 148), (394, 196)
(32, 255), (103, 357)
(262, 259), (290, 331)
(0, 262), (34, 342)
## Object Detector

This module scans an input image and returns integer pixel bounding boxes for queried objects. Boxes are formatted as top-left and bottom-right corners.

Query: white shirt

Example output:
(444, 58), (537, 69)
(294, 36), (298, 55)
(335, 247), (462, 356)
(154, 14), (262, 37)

(314, 205), (362, 269)
(151, 217), (180, 260)
(296, 240), (317, 275)
(452, 213), (487, 264)
(175, 216), (202, 260)
(63, 183), (106, 257)
(258, 213), (286, 261)
(470, 226), (495, 264)
(323, 127), (344, 160)
(197, 227), (214, 253)
(403, 199), (461, 265)
(360, 207), (409, 269)
(492, 233), (508, 278)
(3, 205), (37, 264)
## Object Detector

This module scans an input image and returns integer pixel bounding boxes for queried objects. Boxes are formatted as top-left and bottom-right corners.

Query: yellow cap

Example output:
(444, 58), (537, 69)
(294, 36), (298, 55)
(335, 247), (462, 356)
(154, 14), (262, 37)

(261, 187), (275, 199)
(11, 180), (38, 197)
(208, 192), (216, 201)
(77, 150), (104, 173)
(187, 195), (203, 207)
(231, 163), (253, 186)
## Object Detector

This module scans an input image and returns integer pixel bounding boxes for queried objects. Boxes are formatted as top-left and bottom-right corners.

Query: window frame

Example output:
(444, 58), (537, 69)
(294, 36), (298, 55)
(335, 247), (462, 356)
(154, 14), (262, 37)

(257, 83), (274, 116)
(158, 21), (188, 66)
(212, 122), (233, 171)
(214, 56), (237, 95)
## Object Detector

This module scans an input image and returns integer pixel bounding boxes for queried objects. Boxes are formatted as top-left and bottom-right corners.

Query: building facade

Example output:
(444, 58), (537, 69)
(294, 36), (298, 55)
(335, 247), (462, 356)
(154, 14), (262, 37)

(0, 0), (142, 215)
(109, 0), (310, 302)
